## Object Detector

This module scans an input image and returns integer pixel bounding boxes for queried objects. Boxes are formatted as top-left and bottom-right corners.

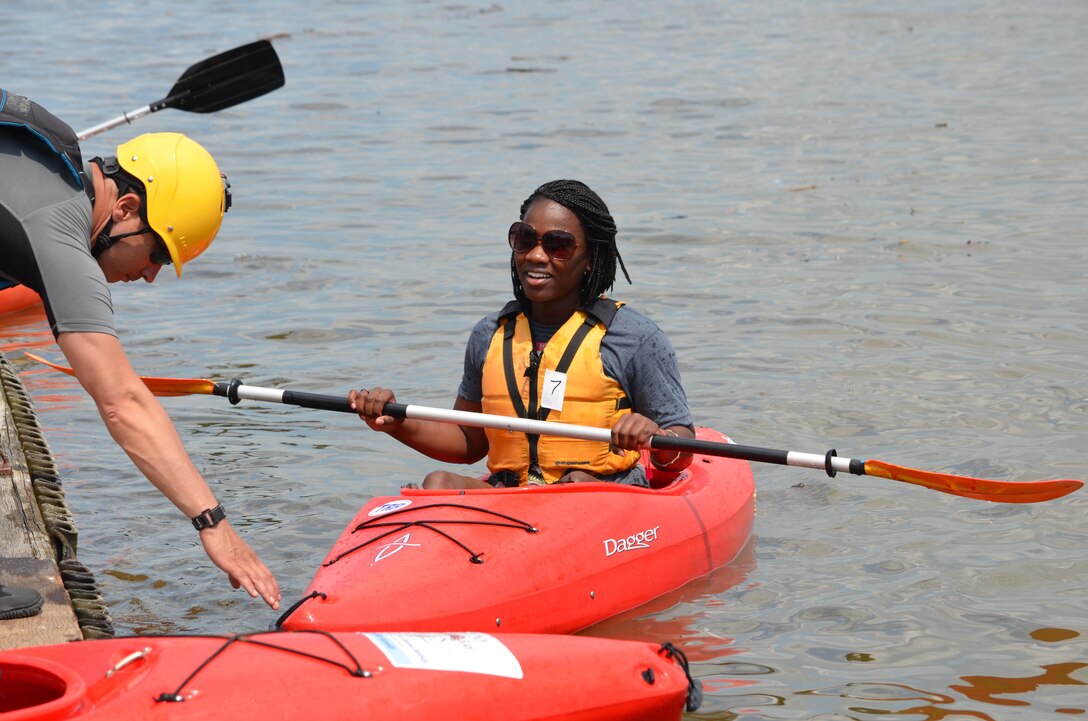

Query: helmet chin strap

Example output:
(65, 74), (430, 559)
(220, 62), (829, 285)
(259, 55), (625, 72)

(91, 223), (115, 259)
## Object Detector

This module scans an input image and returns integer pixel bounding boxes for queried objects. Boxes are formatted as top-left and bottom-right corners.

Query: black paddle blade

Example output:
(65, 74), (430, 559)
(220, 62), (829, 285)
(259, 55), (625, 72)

(158, 40), (285, 114)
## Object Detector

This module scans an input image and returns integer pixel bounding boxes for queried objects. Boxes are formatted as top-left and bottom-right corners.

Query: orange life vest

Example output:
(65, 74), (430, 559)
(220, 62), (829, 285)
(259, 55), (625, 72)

(481, 299), (639, 485)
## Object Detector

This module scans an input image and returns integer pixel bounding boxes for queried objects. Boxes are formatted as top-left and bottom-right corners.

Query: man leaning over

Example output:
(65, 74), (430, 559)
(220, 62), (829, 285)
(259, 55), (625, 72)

(0, 89), (280, 614)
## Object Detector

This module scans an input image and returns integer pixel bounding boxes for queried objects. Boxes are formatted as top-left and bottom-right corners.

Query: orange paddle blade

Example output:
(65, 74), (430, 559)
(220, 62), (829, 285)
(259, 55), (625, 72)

(24, 352), (216, 397)
(124, 376), (216, 397)
(863, 460), (1082, 504)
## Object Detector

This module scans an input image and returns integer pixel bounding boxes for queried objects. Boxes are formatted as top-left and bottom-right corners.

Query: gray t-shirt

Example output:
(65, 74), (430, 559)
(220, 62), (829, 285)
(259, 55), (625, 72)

(0, 129), (116, 337)
(457, 303), (693, 430)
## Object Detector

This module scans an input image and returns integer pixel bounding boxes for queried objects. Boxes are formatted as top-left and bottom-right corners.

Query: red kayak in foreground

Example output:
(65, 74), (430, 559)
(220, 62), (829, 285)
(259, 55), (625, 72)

(0, 630), (699, 720)
(0, 286), (42, 316)
(279, 428), (755, 635)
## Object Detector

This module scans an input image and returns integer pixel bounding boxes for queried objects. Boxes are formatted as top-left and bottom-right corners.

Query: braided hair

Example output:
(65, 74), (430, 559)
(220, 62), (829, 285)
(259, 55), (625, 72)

(511, 179), (632, 309)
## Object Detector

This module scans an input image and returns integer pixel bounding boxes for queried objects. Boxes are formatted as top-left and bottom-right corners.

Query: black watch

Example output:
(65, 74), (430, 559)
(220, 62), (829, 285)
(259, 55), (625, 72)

(191, 504), (227, 531)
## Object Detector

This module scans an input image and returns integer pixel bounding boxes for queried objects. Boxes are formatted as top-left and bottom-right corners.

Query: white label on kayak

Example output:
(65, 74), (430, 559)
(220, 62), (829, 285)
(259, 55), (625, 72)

(365, 632), (524, 679)
(541, 369), (567, 411)
(603, 525), (661, 557)
(368, 499), (412, 516)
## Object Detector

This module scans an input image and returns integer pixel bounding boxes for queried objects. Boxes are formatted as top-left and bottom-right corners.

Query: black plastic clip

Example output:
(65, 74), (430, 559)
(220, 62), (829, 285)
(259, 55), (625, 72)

(824, 448), (838, 478)
(227, 378), (242, 405)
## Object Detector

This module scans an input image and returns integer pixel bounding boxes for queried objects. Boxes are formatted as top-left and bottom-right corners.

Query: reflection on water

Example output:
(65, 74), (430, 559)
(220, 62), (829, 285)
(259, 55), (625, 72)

(2, 1), (1086, 719)
(0, 306), (52, 356)
(584, 537), (759, 662)
(796, 654), (1086, 719)
(699, 627), (1086, 719)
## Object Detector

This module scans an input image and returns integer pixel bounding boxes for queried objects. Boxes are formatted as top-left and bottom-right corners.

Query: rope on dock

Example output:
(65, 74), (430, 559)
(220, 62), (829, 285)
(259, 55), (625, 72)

(0, 350), (114, 639)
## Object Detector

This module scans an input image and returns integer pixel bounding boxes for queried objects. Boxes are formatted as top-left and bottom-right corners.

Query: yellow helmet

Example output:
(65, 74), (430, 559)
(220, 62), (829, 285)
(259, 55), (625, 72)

(115, 132), (230, 278)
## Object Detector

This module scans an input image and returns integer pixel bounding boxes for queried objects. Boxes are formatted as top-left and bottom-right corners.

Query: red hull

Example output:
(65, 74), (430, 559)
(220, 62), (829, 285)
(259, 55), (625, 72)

(0, 286), (42, 315)
(0, 631), (693, 720)
(281, 428), (755, 634)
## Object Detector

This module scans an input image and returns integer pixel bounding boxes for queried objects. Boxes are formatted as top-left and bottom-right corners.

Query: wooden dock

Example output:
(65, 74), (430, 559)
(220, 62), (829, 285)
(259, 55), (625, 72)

(0, 350), (93, 650)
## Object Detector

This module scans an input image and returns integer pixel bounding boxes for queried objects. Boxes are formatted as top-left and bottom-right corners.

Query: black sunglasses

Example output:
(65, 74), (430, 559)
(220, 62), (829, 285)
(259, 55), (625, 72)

(110, 226), (171, 265)
(149, 241), (173, 266)
(508, 221), (583, 262)
(109, 226), (172, 266)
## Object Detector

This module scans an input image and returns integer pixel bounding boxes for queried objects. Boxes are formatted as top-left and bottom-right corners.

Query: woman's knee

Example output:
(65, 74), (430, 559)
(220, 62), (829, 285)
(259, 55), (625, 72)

(561, 470), (598, 484)
(422, 470), (460, 489)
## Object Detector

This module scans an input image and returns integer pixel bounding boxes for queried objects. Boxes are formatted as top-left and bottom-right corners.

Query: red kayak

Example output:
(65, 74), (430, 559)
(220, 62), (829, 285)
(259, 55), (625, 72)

(0, 630), (699, 720)
(0, 285), (42, 316)
(279, 428), (755, 635)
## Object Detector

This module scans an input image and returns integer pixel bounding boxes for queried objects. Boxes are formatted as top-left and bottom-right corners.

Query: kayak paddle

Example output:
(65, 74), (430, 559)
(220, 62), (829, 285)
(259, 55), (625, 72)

(77, 39), (285, 141)
(25, 352), (1082, 504)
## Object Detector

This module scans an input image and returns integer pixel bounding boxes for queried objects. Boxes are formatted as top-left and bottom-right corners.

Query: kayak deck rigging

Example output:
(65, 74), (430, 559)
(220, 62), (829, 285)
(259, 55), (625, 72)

(153, 631), (373, 703)
(325, 503), (540, 566)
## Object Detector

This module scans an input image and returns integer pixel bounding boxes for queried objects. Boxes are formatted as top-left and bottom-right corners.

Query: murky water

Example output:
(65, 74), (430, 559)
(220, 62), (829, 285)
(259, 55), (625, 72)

(3, 1), (1086, 718)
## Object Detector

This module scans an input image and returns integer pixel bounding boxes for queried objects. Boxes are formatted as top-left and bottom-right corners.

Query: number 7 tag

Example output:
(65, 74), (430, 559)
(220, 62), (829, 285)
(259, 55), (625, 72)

(541, 369), (568, 411)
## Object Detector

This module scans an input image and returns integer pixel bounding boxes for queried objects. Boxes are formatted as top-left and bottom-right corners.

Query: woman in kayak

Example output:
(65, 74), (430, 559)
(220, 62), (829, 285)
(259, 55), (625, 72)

(350, 179), (694, 488)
